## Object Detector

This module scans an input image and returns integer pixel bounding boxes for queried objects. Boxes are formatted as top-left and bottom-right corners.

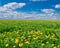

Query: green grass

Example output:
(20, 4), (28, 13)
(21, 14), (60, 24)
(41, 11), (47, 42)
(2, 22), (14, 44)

(0, 20), (60, 48)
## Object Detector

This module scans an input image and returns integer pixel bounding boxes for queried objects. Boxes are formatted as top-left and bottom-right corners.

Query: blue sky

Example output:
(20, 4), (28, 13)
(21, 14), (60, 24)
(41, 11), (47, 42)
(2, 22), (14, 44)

(0, 0), (60, 19)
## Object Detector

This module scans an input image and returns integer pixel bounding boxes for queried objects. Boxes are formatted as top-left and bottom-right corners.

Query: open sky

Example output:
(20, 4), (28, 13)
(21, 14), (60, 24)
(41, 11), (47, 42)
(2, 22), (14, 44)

(0, 0), (60, 19)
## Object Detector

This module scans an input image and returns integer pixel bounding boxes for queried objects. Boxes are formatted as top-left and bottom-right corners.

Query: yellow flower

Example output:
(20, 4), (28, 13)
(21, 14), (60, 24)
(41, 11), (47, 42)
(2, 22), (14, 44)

(50, 36), (54, 40)
(25, 41), (30, 44)
(35, 32), (39, 34)
(40, 32), (43, 35)
(29, 30), (34, 34)
(28, 36), (31, 38)
(41, 43), (45, 46)
(46, 42), (49, 44)
(33, 36), (40, 40)
(19, 43), (23, 47)
(45, 34), (50, 38)
(53, 46), (57, 48)
(5, 44), (9, 47)
(58, 45), (60, 48)
(15, 38), (19, 43)
(16, 32), (19, 34)
(33, 37), (37, 40)
(13, 45), (16, 48)
(21, 36), (25, 40)
(52, 44), (55, 46)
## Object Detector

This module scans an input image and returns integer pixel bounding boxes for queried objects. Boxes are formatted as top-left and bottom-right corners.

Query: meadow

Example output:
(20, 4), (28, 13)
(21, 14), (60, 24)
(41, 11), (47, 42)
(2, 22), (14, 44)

(0, 20), (60, 48)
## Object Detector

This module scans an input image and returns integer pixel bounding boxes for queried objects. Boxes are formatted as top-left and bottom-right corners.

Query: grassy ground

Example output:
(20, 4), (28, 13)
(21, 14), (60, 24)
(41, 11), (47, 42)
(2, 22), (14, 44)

(0, 20), (60, 48)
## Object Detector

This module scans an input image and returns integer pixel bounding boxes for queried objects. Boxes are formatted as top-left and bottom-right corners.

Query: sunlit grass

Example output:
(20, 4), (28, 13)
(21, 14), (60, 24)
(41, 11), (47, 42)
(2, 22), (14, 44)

(0, 20), (60, 48)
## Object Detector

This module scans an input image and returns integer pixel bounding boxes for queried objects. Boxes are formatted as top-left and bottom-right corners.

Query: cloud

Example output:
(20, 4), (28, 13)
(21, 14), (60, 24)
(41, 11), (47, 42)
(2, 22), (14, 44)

(41, 9), (55, 13)
(55, 4), (60, 8)
(0, 2), (59, 20)
(0, 9), (57, 19)
(30, 0), (47, 2)
(2, 2), (26, 10)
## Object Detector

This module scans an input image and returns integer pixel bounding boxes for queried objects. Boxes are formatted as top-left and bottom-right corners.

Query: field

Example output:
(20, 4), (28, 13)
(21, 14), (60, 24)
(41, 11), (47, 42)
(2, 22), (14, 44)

(0, 20), (60, 48)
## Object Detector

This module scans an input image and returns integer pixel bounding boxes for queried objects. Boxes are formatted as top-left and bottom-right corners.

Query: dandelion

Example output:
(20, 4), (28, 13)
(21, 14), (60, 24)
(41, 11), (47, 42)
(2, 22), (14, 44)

(40, 32), (43, 35)
(5, 44), (9, 47)
(50, 36), (54, 40)
(19, 43), (23, 47)
(16, 32), (19, 34)
(25, 41), (30, 44)
(41, 43), (45, 46)
(33, 37), (37, 40)
(15, 38), (19, 43)
(45, 34), (50, 38)
(52, 44), (55, 46)
(29, 30), (34, 34)
(46, 42), (49, 44)
(21, 36), (25, 40)
(13, 45), (16, 48)
(53, 46), (57, 48)
(28, 36), (31, 38)
(58, 45), (60, 48)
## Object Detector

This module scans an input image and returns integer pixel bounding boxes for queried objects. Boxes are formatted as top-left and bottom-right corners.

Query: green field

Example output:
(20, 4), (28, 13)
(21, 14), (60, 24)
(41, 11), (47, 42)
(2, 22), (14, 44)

(0, 20), (60, 48)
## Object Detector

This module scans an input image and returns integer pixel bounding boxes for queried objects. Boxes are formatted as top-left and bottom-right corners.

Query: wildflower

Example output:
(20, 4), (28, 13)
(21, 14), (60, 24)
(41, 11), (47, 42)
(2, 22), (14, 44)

(15, 38), (19, 43)
(19, 43), (23, 47)
(53, 46), (57, 48)
(21, 36), (25, 40)
(13, 45), (16, 48)
(28, 36), (31, 38)
(29, 30), (34, 34)
(33, 36), (40, 40)
(45, 34), (50, 38)
(33, 37), (37, 40)
(40, 32), (43, 35)
(25, 41), (30, 44)
(52, 44), (55, 46)
(46, 42), (49, 44)
(50, 36), (54, 40)
(41, 43), (45, 46)
(16, 32), (19, 34)
(58, 45), (60, 48)
(5, 44), (9, 47)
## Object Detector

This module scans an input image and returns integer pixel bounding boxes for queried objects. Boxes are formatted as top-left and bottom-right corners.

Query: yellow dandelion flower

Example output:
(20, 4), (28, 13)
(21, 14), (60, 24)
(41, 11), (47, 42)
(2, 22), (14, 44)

(19, 43), (23, 47)
(29, 30), (34, 34)
(52, 44), (55, 46)
(41, 43), (45, 46)
(40, 40), (43, 42)
(28, 36), (31, 38)
(40, 32), (43, 35)
(58, 45), (60, 48)
(5, 44), (9, 47)
(25, 41), (30, 44)
(45, 36), (49, 38)
(35, 32), (39, 34)
(45, 34), (50, 38)
(21, 36), (25, 40)
(33, 35), (36, 37)
(46, 42), (49, 44)
(13, 45), (16, 48)
(33, 37), (37, 40)
(53, 46), (57, 48)
(50, 36), (54, 40)
(15, 38), (19, 43)
(16, 32), (19, 34)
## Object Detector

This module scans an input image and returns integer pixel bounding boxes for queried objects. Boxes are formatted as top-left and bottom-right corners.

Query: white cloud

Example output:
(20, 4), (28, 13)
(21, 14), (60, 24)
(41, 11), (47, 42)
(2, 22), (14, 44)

(0, 2), (59, 20)
(30, 0), (47, 2)
(55, 4), (60, 8)
(0, 9), (57, 19)
(2, 2), (26, 10)
(41, 9), (55, 13)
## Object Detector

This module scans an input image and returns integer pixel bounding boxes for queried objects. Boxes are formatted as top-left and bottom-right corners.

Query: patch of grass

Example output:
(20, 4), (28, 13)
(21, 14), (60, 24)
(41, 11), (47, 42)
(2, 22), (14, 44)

(0, 20), (60, 48)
